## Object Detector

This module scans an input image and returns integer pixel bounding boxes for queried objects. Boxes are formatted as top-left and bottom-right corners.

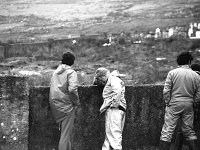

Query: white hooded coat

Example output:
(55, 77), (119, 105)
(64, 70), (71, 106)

(49, 64), (79, 123)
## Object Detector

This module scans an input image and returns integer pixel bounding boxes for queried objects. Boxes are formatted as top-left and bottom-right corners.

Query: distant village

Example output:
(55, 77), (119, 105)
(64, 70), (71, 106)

(108, 22), (200, 44)
(69, 22), (200, 47)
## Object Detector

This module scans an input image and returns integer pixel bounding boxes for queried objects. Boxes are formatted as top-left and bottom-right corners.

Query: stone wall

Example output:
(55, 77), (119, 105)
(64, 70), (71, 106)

(0, 37), (104, 60)
(8, 42), (50, 58)
(1, 76), (200, 150)
(0, 46), (4, 60)
(28, 85), (200, 150)
(0, 76), (29, 150)
(28, 87), (59, 150)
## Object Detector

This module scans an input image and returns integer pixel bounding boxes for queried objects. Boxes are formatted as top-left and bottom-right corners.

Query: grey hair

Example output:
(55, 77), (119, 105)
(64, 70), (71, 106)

(93, 67), (110, 86)
(95, 67), (110, 77)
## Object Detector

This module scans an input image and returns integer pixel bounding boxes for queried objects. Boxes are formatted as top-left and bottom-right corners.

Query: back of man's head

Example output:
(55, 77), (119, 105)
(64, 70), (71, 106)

(176, 51), (193, 65)
(61, 51), (75, 66)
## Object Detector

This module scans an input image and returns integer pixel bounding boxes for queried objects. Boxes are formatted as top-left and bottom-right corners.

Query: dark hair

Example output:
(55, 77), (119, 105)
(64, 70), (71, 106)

(61, 52), (75, 66)
(191, 63), (200, 73)
(176, 51), (193, 65)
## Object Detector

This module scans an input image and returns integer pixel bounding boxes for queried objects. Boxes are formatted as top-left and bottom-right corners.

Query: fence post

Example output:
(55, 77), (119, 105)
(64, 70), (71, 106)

(0, 46), (5, 61)
(48, 38), (54, 56)
(3, 43), (10, 59)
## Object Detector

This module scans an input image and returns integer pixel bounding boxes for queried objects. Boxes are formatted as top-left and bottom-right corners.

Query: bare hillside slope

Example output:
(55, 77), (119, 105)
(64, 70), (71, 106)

(0, 0), (200, 41)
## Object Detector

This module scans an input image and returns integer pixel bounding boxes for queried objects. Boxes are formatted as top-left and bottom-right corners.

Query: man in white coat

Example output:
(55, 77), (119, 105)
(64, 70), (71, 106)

(93, 68), (126, 150)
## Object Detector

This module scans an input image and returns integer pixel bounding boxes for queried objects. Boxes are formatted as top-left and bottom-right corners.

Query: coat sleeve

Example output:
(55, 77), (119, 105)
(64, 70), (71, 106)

(110, 76), (122, 107)
(68, 70), (80, 106)
(194, 76), (200, 102)
(163, 71), (173, 105)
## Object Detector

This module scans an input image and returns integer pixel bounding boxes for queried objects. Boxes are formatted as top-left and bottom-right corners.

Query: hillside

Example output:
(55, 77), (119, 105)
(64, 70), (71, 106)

(0, 0), (200, 41)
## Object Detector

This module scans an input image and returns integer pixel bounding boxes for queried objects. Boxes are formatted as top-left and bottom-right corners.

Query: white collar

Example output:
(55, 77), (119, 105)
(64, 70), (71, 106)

(179, 65), (190, 69)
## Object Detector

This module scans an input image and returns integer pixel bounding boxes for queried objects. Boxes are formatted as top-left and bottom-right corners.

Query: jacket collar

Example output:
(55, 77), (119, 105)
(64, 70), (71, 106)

(55, 64), (71, 74)
(179, 65), (190, 69)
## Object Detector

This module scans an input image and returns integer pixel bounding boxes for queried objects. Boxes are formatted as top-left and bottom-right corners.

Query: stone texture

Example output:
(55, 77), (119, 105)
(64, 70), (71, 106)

(0, 46), (4, 60)
(1, 76), (200, 150)
(75, 86), (105, 150)
(0, 76), (29, 150)
(123, 85), (164, 149)
(28, 87), (59, 150)
(29, 85), (200, 150)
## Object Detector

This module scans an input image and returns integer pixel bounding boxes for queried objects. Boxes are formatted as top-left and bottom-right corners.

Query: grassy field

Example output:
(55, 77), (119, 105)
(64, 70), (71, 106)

(0, 0), (200, 86)
(2, 37), (199, 87)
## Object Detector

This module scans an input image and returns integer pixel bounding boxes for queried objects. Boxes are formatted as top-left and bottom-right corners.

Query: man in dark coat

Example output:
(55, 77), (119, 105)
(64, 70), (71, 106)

(49, 51), (80, 150)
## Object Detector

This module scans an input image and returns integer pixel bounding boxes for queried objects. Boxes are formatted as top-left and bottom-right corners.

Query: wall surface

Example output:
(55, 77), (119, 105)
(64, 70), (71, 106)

(28, 85), (200, 150)
(0, 46), (4, 60)
(28, 87), (60, 150)
(0, 37), (100, 60)
(0, 76), (29, 150)
(8, 42), (50, 58)
(0, 76), (200, 150)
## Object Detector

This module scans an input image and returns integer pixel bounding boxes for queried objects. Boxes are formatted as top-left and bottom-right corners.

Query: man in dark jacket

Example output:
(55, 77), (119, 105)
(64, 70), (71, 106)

(49, 51), (80, 150)
(159, 52), (200, 150)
